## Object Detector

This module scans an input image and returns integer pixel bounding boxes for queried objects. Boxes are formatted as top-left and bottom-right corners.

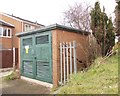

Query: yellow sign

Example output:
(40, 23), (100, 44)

(26, 48), (29, 54)
(25, 45), (29, 54)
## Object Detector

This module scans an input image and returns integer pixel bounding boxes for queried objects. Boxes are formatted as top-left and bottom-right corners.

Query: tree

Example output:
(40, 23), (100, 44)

(63, 2), (91, 32)
(115, 1), (120, 42)
(105, 18), (115, 54)
(90, 1), (115, 56)
(62, 2), (100, 66)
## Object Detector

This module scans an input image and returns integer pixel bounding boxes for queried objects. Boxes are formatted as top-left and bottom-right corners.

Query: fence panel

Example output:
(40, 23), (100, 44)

(0, 50), (13, 68)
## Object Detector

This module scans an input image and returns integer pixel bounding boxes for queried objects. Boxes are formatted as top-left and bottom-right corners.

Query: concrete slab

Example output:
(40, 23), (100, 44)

(21, 76), (53, 88)
(1, 78), (51, 94)
(0, 71), (12, 78)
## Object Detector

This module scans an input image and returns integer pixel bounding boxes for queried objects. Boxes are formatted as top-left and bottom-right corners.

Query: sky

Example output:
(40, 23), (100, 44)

(0, 0), (117, 26)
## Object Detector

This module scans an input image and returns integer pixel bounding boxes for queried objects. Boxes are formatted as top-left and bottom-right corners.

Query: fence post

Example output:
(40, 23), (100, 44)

(66, 42), (69, 81)
(63, 43), (66, 84)
(73, 41), (77, 74)
(70, 42), (72, 74)
(60, 43), (63, 84)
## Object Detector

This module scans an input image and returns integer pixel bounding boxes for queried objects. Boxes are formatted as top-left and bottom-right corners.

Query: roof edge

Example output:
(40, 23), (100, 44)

(0, 20), (15, 28)
(1, 12), (44, 26)
(16, 23), (90, 37)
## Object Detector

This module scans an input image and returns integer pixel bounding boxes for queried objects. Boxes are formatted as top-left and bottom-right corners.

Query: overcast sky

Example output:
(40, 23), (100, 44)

(0, 0), (116, 26)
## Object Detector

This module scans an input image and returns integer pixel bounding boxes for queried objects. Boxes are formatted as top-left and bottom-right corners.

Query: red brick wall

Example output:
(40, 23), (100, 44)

(0, 26), (13, 49)
(0, 13), (22, 68)
(52, 29), (89, 87)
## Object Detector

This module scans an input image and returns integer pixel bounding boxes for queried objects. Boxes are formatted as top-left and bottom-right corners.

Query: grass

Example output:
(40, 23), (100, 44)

(58, 54), (118, 94)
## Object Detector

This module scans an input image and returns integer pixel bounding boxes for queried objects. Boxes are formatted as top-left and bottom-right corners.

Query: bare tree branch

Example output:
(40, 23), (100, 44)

(63, 2), (92, 32)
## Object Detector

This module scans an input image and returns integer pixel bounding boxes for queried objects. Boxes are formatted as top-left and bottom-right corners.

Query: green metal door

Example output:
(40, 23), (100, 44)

(21, 36), (34, 78)
(35, 33), (52, 83)
(20, 32), (52, 83)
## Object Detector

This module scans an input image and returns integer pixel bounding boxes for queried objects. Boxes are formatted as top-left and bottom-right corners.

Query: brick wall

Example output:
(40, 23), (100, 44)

(52, 29), (90, 87)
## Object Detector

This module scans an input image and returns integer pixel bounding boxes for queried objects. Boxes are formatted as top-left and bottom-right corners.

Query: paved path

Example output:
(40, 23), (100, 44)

(1, 78), (51, 94)
(0, 68), (51, 94)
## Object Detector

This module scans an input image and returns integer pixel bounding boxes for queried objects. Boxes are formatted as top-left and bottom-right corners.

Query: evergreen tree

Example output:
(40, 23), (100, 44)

(115, 1), (120, 42)
(90, 1), (115, 56)
(105, 18), (115, 54)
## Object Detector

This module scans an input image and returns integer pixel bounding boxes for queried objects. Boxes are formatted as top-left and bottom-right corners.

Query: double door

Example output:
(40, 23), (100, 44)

(20, 32), (52, 83)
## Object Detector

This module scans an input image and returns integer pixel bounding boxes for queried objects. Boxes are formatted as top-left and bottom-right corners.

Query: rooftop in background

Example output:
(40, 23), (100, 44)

(0, 20), (15, 28)
(1, 12), (45, 27)
(16, 23), (90, 37)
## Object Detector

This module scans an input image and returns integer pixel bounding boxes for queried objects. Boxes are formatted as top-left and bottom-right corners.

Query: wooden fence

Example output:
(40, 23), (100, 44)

(59, 41), (76, 85)
(0, 48), (18, 68)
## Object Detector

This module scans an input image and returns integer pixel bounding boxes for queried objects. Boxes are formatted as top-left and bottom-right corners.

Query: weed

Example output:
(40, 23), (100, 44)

(4, 71), (19, 81)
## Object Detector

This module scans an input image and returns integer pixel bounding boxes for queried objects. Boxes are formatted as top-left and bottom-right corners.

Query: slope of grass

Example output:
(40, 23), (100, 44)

(58, 54), (118, 94)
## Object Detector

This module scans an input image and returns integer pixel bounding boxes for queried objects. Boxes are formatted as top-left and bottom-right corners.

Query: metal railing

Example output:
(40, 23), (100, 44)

(59, 41), (77, 85)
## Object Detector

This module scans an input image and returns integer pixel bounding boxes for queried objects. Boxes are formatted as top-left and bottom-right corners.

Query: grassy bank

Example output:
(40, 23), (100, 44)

(58, 54), (118, 94)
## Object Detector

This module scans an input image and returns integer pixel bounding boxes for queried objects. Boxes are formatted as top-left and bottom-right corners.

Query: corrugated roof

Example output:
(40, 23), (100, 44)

(16, 23), (90, 37)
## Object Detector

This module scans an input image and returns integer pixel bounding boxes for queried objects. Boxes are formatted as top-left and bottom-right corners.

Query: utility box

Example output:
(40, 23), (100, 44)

(17, 24), (90, 88)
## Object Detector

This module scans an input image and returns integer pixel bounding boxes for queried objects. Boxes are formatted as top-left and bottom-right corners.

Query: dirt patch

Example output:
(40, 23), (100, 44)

(1, 78), (51, 94)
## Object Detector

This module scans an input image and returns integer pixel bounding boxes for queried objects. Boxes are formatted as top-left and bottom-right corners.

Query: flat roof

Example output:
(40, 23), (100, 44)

(16, 24), (90, 37)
